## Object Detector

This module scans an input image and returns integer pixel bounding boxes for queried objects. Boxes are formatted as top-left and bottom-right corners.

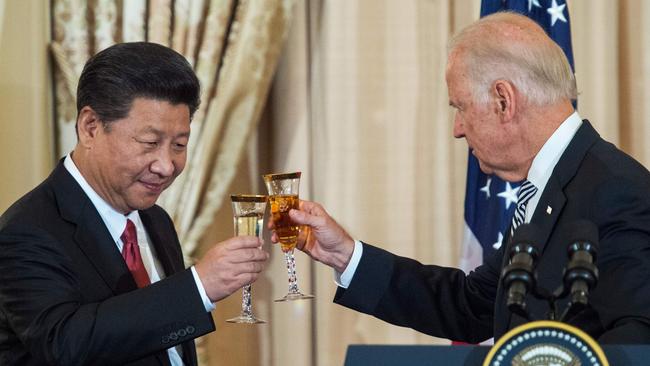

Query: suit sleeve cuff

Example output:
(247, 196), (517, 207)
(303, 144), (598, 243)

(334, 239), (364, 288)
(191, 266), (216, 312)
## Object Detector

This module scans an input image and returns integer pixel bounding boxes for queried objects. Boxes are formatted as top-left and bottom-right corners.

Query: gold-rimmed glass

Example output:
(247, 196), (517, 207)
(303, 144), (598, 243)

(226, 194), (267, 324)
(263, 172), (314, 301)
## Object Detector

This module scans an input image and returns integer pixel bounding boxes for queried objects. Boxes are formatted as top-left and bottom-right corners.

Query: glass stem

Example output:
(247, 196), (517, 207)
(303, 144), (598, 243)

(285, 250), (300, 294)
(241, 284), (253, 317)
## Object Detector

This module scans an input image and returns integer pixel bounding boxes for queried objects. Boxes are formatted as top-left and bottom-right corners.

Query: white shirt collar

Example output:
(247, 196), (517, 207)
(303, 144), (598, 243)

(523, 111), (582, 222)
(527, 111), (582, 189)
(63, 153), (141, 246)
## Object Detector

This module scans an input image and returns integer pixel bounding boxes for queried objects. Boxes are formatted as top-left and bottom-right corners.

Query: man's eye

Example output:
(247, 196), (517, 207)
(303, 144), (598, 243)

(174, 143), (187, 150)
(141, 141), (158, 147)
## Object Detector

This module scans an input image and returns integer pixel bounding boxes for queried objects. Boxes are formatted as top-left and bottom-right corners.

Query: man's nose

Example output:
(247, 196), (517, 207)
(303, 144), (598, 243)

(453, 115), (465, 139)
(150, 147), (175, 177)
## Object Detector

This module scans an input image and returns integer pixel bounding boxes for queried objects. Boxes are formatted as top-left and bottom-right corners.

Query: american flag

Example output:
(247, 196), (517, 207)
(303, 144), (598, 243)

(459, 0), (576, 273)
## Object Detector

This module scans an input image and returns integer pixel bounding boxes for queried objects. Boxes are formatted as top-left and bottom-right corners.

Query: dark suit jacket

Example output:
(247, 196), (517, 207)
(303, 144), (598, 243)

(334, 121), (650, 344)
(0, 162), (215, 365)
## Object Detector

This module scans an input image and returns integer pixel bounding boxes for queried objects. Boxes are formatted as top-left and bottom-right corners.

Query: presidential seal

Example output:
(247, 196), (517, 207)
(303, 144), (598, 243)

(483, 321), (609, 366)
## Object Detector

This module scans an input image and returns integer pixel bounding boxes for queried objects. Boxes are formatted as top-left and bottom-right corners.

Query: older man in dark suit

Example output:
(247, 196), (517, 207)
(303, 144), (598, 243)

(0, 42), (269, 365)
(272, 12), (650, 344)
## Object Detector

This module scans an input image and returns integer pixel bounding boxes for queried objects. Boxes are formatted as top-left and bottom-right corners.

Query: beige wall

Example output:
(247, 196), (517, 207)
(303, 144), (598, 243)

(0, 0), (54, 213)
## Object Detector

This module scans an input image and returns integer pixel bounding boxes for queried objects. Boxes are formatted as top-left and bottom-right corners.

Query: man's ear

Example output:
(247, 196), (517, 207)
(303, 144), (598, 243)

(76, 106), (102, 148)
(493, 80), (516, 122)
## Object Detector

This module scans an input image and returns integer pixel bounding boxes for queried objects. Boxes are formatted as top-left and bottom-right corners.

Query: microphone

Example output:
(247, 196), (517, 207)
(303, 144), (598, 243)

(501, 223), (541, 319)
(561, 220), (599, 320)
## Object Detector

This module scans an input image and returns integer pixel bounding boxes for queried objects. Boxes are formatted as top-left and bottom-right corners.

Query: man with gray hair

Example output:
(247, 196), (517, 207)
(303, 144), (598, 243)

(272, 12), (650, 343)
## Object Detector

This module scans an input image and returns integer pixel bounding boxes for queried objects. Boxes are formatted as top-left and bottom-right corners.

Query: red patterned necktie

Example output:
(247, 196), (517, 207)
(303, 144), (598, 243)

(121, 219), (151, 288)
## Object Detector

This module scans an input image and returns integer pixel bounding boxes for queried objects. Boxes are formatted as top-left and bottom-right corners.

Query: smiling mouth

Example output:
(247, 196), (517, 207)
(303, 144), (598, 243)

(140, 181), (166, 194)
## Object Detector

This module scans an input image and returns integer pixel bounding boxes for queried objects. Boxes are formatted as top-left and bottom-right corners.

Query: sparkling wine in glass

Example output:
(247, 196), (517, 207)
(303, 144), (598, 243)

(263, 172), (314, 302)
(226, 194), (267, 324)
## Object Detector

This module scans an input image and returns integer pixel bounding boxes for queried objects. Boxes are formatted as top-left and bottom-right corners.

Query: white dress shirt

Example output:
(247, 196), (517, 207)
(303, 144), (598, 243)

(64, 154), (215, 365)
(337, 111), (584, 288)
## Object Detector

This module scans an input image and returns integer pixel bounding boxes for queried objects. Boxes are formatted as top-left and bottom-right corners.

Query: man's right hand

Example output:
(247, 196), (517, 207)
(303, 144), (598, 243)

(270, 200), (355, 273)
(194, 236), (269, 302)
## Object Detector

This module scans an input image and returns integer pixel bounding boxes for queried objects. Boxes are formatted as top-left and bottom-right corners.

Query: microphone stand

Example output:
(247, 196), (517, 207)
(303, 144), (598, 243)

(501, 221), (599, 323)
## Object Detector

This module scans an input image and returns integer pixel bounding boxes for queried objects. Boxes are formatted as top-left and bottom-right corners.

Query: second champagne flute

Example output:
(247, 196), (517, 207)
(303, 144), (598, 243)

(263, 172), (314, 301)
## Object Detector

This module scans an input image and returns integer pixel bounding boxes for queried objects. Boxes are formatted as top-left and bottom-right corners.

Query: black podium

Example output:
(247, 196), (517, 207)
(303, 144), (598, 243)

(344, 344), (650, 365)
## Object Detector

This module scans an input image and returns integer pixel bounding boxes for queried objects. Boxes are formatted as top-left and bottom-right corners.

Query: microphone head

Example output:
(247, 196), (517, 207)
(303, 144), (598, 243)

(566, 219), (599, 256)
(509, 223), (542, 258)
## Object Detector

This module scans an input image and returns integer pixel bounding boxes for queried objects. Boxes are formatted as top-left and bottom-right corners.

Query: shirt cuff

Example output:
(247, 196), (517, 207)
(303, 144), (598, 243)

(191, 266), (216, 312)
(334, 240), (363, 289)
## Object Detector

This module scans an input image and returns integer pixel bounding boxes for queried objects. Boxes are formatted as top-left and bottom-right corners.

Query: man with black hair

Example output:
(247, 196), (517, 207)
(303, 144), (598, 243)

(0, 42), (268, 365)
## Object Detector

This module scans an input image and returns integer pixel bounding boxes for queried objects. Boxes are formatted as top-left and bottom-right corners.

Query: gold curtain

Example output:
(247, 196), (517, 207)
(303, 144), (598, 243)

(265, 0), (650, 365)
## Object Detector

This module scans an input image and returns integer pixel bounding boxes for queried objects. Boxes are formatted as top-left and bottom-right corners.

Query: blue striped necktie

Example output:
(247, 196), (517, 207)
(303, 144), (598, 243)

(510, 180), (538, 236)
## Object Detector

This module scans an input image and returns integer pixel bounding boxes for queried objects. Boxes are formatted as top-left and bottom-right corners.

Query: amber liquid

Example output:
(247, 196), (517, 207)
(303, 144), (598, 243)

(269, 194), (299, 252)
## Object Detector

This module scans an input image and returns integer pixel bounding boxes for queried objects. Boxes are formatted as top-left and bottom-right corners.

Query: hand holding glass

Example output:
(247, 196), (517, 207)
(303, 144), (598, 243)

(226, 194), (267, 324)
(263, 172), (314, 301)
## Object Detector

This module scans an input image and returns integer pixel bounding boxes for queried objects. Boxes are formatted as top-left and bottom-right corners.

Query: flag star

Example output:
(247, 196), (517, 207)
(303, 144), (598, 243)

(528, 0), (541, 12)
(493, 232), (504, 250)
(480, 177), (492, 199)
(547, 0), (567, 26)
(498, 182), (519, 210)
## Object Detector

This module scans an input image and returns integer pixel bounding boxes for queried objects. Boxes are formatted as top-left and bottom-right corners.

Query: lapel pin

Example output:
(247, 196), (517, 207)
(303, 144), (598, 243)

(546, 205), (553, 215)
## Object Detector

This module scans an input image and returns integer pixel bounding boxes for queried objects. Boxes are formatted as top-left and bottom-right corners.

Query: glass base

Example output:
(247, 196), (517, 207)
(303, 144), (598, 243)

(225, 315), (266, 324)
(274, 292), (315, 302)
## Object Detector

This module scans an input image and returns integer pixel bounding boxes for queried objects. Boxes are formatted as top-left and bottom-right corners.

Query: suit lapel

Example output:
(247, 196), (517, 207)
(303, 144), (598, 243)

(139, 209), (182, 276)
(73, 203), (138, 293)
(530, 175), (566, 254)
(530, 120), (600, 254)
(51, 161), (137, 294)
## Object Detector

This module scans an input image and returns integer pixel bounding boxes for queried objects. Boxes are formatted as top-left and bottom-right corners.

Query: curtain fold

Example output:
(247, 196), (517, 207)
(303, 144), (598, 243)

(51, 0), (89, 155)
(173, 0), (297, 259)
(122, 0), (147, 42)
(619, 0), (650, 166)
(157, 0), (235, 226)
(148, 0), (173, 46)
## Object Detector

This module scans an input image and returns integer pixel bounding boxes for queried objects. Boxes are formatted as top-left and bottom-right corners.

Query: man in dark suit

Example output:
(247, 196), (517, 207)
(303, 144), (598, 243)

(271, 12), (650, 343)
(0, 42), (269, 365)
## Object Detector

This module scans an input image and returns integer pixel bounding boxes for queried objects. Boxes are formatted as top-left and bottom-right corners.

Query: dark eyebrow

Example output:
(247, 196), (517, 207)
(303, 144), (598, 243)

(141, 126), (190, 139)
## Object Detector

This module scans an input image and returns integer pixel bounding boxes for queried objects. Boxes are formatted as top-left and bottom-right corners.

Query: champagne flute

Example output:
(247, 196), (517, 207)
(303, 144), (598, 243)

(263, 172), (314, 301)
(226, 194), (267, 324)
